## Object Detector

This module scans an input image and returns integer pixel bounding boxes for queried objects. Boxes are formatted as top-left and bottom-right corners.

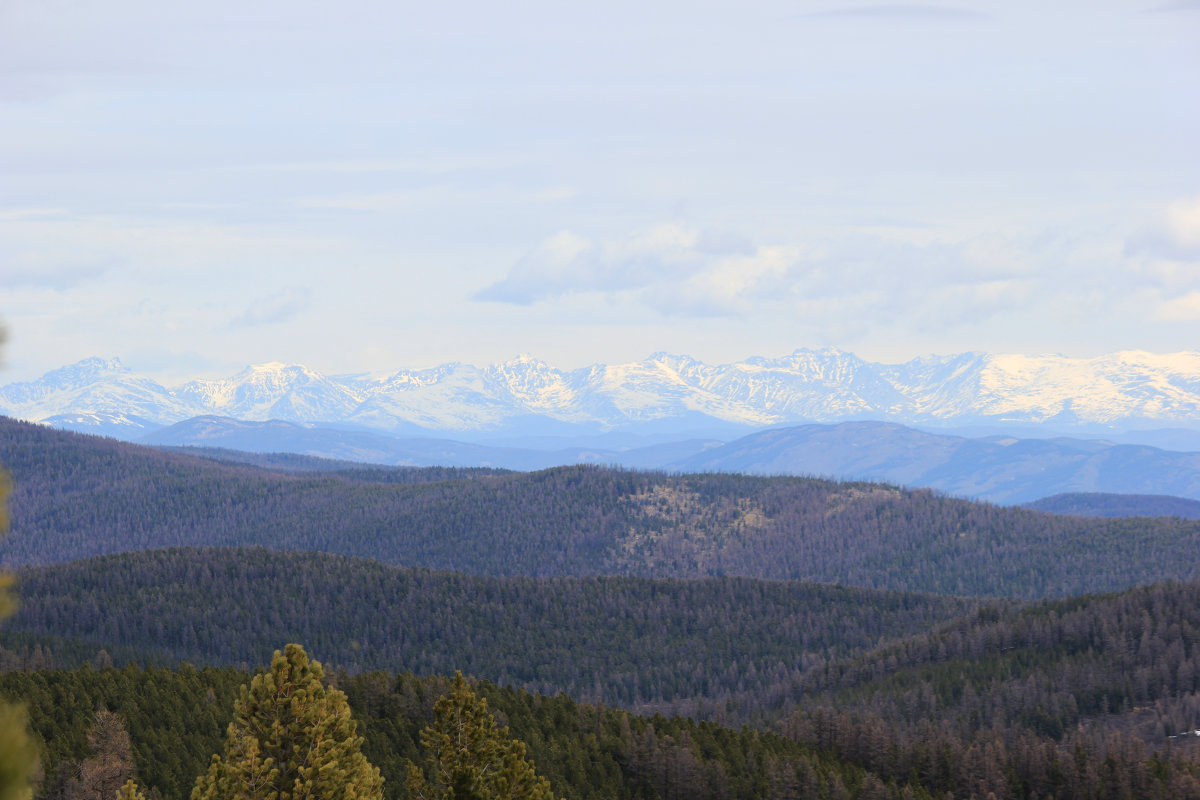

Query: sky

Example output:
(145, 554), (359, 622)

(1, 0), (1198, 383)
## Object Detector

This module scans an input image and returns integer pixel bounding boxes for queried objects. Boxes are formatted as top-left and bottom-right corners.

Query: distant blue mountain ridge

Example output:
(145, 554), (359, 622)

(136, 416), (1200, 506)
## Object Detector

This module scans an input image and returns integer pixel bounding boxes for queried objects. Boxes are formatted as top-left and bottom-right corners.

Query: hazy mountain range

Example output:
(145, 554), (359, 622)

(6, 348), (1200, 505)
(138, 417), (1200, 505)
(4, 348), (1200, 441)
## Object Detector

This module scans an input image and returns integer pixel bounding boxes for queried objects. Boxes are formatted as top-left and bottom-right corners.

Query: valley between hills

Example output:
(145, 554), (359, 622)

(5, 415), (1200, 798)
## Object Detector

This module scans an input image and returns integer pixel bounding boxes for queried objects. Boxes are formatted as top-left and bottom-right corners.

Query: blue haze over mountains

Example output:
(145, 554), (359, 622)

(4, 347), (1200, 505)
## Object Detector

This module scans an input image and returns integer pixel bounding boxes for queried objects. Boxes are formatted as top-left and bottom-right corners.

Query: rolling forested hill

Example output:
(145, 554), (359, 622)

(10, 575), (1200, 799)
(0, 546), (978, 716)
(6, 662), (907, 800)
(9, 414), (1200, 798)
(761, 577), (1200, 798)
(787, 577), (1200, 733)
(4, 416), (1200, 597)
(1024, 492), (1200, 519)
(10, 544), (1200, 752)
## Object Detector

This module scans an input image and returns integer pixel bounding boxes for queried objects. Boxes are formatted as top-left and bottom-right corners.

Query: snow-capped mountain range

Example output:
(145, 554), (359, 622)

(4, 348), (1200, 440)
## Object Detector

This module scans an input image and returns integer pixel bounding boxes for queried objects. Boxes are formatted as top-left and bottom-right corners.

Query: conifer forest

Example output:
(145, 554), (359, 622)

(5, 416), (1200, 799)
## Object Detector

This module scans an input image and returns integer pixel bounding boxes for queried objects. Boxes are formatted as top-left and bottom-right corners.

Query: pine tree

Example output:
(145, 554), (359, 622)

(191, 644), (383, 800)
(0, 700), (36, 800)
(115, 780), (148, 800)
(407, 672), (557, 800)
(65, 710), (134, 800)
(0, 318), (37, 800)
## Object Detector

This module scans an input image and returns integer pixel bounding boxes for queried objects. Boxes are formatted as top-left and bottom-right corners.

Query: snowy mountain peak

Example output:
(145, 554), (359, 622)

(789, 346), (849, 358)
(234, 362), (324, 381)
(645, 352), (702, 370)
(4, 349), (1200, 437)
(44, 356), (128, 386)
(501, 353), (547, 366)
(491, 354), (559, 381)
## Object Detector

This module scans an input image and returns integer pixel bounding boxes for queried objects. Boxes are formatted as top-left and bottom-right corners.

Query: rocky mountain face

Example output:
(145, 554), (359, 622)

(3, 348), (1200, 439)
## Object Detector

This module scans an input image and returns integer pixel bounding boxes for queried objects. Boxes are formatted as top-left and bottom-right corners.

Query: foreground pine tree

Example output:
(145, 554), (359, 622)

(407, 672), (557, 800)
(115, 780), (147, 800)
(0, 327), (37, 800)
(64, 710), (134, 800)
(192, 644), (383, 800)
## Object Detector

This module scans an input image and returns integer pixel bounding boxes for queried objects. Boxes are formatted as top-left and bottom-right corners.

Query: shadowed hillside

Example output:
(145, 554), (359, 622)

(1, 546), (978, 716)
(4, 416), (1200, 598)
(1024, 492), (1200, 519)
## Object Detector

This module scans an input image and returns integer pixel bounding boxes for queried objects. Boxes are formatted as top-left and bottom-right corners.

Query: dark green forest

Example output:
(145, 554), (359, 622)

(771, 579), (1200, 796)
(1, 547), (976, 715)
(8, 650), (1200, 800)
(2, 662), (934, 800)
(4, 417), (1200, 598)
(6, 416), (1200, 799)
(9, 554), (1200, 797)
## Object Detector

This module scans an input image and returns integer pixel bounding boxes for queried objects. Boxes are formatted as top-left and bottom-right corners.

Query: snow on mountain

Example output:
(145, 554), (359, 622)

(485, 354), (580, 413)
(0, 357), (200, 429)
(176, 362), (363, 422)
(4, 348), (1200, 437)
(878, 351), (992, 418)
(701, 348), (916, 421)
(567, 353), (731, 422)
(907, 350), (1200, 425)
(350, 362), (525, 431)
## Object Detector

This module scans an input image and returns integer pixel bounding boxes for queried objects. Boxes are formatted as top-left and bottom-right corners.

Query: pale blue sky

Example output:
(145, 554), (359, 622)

(2, 1), (1198, 382)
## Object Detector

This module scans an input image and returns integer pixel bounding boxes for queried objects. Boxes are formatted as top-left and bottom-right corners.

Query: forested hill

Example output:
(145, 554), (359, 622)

(1, 546), (977, 716)
(26, 662), (1200, 800)
(7, 662), (909, 800)
(4, 415), (1200, 597)
(791, 576), (1200, 728)
(158, 443), (512, 480)
(11, 577), (1200, 799)
(1024, 491), (1200, 519)
(761, 577), (1200, 798)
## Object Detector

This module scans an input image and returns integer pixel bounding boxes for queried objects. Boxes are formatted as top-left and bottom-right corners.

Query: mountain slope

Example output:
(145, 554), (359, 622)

(782, 577), (1200, 746)
(1023, 492), (1200, 519)
(5, 416), (1200, 597)
(11, 558), (1200, 799)
(671, 421), (1200, 503)
(2, 547), (976, 711)
(138, 415), (718, 470)
(135, 416), (1200, 504)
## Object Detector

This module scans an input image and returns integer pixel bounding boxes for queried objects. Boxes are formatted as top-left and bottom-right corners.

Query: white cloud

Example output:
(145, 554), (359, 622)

(1, 214), (115, 289)
(1127, 195), (1200, 263)
(0, 260), (109, 290)
(475, 223), (1067, 328)
(1164, 196), (1200, 252)
(3, 1), (1197, 376)
(475, 225), (803, 313)
(231, 287), (312, 327)
(1155, 291), (1200, 322)
(1125, 195), (1200, 299)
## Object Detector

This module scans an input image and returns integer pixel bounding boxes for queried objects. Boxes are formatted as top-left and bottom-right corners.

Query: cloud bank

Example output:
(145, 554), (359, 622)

(474, 225), (795, 316)
(475, 203), (1200, 350)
